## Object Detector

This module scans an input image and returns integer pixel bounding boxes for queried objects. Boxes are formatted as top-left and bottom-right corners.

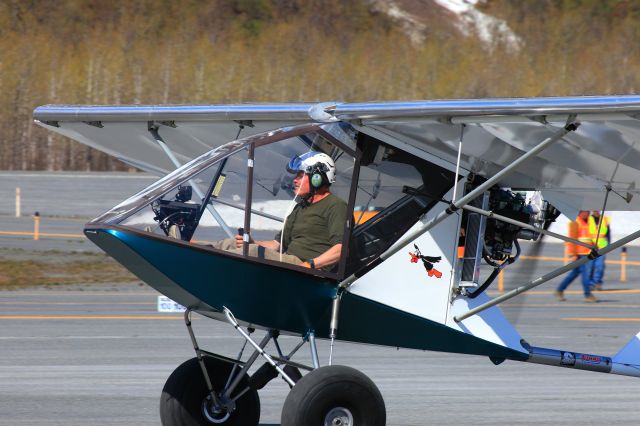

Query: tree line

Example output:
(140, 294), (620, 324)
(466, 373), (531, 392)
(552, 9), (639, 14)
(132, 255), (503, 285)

(1, 0), (639, 171)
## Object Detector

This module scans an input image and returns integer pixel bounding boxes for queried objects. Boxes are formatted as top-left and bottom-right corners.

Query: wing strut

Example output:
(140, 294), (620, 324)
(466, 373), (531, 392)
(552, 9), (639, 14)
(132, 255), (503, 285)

(453, 227), (640, 322)
(338, 116), (580, 291)
(148, 122), (235, 238)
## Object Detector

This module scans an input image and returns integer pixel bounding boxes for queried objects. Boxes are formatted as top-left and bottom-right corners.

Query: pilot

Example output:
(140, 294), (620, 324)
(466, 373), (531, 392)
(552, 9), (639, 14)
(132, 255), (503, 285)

(215, 151), (348, 270)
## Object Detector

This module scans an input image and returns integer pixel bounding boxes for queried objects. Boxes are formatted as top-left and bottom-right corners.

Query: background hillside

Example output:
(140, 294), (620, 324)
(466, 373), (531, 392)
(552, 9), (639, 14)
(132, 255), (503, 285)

(1, 0), (639, 171)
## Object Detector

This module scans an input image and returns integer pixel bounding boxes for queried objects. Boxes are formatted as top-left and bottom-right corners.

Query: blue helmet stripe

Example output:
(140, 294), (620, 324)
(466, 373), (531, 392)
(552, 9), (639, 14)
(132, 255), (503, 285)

(286, 151), (320, 173)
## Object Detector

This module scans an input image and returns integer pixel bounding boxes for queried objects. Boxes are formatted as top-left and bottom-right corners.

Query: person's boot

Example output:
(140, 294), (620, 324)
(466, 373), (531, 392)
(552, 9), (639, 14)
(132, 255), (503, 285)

(554, 290), (566, 301)
(585, 294), (598, 303)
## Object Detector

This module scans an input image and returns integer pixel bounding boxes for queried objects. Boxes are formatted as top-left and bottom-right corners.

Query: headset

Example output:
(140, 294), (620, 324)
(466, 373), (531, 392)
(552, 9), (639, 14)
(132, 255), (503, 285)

(308, 162), (330, 189)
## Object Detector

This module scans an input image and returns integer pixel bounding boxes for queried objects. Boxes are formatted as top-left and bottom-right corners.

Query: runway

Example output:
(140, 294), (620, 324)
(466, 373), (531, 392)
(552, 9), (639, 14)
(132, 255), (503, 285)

(1, 283), (639, 425)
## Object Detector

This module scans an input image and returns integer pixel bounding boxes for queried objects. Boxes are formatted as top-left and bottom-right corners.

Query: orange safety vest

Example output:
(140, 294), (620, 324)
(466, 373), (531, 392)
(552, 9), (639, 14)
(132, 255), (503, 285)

(566, 216), (595, 256)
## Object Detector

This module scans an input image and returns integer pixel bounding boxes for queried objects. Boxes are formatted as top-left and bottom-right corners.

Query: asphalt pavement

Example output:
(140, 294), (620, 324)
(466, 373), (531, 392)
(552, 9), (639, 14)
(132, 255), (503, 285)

(1, 281), (639, 426)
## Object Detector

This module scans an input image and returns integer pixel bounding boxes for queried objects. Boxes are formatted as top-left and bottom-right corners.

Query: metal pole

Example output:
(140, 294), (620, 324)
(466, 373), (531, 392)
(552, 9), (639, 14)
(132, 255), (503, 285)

(224, 333), (272, 396)
(454, 227), (640, 322)
(33, 212), (40, 241)
(339, 121), (578, 290)
(184, 309), (221, 408)
(451, 124), (465, 204)
(15, 188), (21, 218)
(308, 332), (320, 369)
(223, 307), (295, 387)
(242, 145), (255, 257)
(328, 295), (341, 365)
(620, 247), (627, 282)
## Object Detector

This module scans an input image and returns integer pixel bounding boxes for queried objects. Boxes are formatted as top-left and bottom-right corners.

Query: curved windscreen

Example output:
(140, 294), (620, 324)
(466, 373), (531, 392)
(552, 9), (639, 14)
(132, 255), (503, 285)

(90, 122), (358, 277)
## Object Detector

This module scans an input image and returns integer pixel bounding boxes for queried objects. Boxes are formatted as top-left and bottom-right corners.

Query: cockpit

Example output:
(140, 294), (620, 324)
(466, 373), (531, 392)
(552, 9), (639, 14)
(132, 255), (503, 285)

(89, 122), (456, 279)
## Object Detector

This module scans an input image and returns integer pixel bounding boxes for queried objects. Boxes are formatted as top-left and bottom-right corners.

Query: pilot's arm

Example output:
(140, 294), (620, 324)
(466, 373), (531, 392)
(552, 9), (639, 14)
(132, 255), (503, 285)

(301, 243), (342, 269)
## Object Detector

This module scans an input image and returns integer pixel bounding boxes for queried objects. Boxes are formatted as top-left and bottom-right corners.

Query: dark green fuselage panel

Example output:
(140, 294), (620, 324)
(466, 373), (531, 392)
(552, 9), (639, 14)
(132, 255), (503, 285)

(86, 227), (527, 362)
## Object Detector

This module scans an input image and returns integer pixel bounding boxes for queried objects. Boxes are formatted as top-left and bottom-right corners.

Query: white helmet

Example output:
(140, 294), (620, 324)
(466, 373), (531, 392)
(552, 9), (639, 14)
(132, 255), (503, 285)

(286, 151), (336, 188)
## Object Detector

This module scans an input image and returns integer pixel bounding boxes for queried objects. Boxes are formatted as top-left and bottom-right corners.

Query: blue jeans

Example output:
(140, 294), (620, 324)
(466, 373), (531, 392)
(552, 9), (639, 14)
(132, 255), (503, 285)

(591, 255), (606, 285)
(557, 256), (593, 296)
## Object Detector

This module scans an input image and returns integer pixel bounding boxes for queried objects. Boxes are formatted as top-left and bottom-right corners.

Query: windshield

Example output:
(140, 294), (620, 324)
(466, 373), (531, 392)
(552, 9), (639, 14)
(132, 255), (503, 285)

(90, 122), (357, 277)
(90, 124), (319, 226)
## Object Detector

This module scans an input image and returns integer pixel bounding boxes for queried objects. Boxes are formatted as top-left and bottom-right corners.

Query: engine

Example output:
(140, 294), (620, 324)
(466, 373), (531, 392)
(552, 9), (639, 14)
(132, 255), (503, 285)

(483, 188), (559, 261)
(458, 183), (560, 297)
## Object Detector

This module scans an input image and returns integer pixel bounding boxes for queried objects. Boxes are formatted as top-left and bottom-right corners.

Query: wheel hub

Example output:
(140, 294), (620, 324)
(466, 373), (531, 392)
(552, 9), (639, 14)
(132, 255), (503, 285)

(202, 394), (231, 424)
(324, 407), (354, 426)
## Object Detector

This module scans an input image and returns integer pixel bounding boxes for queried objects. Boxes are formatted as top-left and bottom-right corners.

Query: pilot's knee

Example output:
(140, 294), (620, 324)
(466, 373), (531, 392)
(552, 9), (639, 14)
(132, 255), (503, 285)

(210, 238), (237, 251)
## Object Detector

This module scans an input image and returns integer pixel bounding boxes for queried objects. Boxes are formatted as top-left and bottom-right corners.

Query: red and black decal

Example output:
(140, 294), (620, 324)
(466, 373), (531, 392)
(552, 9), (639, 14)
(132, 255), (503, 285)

(580, 354), (602, 364)
(409, 244), (443, 279)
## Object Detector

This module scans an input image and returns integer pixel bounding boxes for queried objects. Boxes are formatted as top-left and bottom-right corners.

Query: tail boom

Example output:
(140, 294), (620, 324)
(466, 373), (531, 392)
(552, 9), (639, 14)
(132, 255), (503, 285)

(522, 334), (640, 378)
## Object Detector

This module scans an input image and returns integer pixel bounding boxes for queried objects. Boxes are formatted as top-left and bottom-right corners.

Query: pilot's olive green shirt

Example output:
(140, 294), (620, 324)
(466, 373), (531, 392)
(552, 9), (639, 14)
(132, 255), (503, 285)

(275, 193), (347, 262)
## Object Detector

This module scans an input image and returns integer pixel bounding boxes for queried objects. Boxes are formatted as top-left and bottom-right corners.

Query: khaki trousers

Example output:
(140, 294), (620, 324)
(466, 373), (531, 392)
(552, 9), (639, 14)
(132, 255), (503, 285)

(210, 238), (304, 266)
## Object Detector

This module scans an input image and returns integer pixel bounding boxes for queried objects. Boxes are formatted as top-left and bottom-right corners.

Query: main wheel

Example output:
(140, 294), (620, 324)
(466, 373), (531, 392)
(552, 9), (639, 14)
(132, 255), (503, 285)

(281, 365), (385, 426)
(160, 357), (260, 426)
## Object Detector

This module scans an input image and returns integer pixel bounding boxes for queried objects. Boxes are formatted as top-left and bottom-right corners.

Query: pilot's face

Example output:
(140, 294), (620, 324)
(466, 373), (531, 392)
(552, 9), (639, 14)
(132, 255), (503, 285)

(293, 171), (311, 196)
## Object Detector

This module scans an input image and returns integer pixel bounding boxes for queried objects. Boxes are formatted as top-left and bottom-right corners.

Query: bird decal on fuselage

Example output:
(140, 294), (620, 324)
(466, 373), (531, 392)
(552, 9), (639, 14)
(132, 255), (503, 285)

(409, 244), (443, 279)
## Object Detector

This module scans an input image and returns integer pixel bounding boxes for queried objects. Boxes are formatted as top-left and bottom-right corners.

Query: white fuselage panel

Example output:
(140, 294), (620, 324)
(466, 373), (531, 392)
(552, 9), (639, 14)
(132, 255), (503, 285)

(348, 191), (460, 325)
(348, 188), (527, 354)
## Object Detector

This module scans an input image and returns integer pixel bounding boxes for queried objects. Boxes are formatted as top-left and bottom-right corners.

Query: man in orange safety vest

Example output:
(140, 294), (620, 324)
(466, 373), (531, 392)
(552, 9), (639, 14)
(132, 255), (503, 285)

(554, 210), (598, 302)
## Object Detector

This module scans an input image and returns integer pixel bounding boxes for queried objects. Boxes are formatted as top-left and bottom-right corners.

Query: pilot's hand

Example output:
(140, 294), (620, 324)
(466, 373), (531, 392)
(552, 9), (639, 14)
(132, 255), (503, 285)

(235, 234), (244, 248)
(300, 261), (311, 268)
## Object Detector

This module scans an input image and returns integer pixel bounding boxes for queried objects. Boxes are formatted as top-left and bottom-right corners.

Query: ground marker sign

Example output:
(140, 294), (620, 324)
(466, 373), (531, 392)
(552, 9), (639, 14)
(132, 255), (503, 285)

(157, 296), (186, 313)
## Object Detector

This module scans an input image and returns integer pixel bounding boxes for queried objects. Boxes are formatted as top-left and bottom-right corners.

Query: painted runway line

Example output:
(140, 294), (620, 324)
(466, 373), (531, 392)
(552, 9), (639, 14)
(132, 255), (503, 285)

(489, 289), (640, 295)
(562, 317), (640, 322)
(0, 315), (182, 320)
(505, 303), (640, 308)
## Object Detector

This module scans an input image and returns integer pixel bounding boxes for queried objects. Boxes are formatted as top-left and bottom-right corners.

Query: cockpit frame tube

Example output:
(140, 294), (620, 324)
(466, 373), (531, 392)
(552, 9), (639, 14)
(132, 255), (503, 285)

(243, 144), (256, 256)
(197, 157), (228, 224)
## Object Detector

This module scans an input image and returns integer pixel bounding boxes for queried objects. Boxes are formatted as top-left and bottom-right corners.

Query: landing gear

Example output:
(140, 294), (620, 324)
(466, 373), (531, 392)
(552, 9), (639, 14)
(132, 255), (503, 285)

(281, 365), (386, 426)
(169, 307), (385, 426)
(160, 357), (260, 426)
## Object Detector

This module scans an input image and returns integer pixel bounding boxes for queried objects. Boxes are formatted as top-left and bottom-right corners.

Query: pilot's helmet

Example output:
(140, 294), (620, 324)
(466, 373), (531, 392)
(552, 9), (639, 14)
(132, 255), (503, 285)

(286, 151), (336, 187)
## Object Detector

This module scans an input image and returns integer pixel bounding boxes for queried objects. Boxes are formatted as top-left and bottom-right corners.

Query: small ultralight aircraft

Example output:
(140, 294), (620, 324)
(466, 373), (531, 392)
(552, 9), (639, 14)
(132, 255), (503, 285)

(34, 96), (640, 426)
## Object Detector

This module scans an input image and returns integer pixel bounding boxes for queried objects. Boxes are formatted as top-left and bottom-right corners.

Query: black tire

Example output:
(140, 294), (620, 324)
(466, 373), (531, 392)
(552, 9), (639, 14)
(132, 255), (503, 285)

(160, 357), (260, 426)
(281, 365), (385, 426)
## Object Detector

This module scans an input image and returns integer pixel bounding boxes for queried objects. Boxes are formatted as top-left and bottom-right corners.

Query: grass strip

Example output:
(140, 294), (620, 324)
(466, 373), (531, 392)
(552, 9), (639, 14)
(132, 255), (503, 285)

(0, 250), (137, 288)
